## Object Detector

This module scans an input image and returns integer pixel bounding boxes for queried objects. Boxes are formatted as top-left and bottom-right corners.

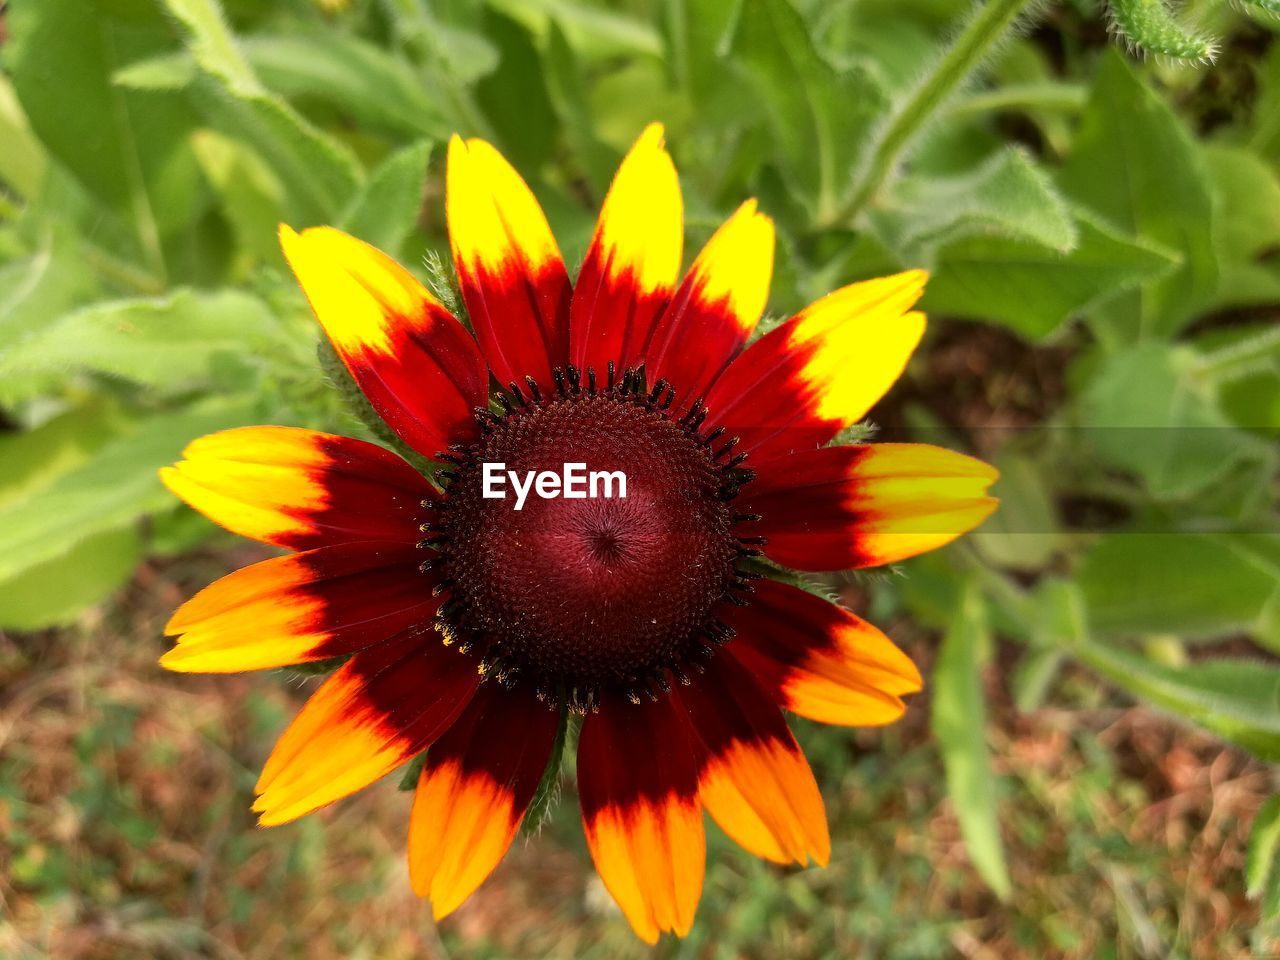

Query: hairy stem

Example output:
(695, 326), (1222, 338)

(840, 0), (1039, 224)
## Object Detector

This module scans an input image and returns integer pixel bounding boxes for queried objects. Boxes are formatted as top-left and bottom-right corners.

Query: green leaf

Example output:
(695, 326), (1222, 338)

(190, 129), (288, 269)
(970, 452), (1061, 570)
(542, 22), (617, 198)
(488, 0), (662, 60)
(660, 0), (739, 106)
(879, 147), (1077, 259)
(931, 583), (1012, 899)
(1076, 344), (1264, 501)
(1203, 144), (1280, 260)
(242, 32), (450, 141)
(0, 75), (48, 200)
(1059, 52), (1217, 340)
(0, 405), (125, 509)
(1107, 0), (1218, 62)
(1011, 647), (1064, 713)
(0, 527), (140, 630)
(111, 51), (199, 90)
(1077, 533), (1280, 642)
(1252, 46), (1280, 162)
(1202, 143), (1280, 312)
(160, 0), (363, 223)
(731, 0), (887, 218)
(339, 142), (432, 257)
(148, 502), (222, 557)
(1246, 796), (1280, 902)
(0, 398), (261, 583)
(0, 289), (288, 400)
(921, 208), (1176, 338)
(1074, 641), (1280, 761)
(0, 237), (100, 347)
(1010, 580), (1082, 710)
(475, 7), (558, 173)
(7, 0), (205, 263)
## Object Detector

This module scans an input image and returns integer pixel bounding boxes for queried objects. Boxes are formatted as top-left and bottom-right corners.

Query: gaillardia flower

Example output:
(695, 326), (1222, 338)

(160, 124), (997, 942)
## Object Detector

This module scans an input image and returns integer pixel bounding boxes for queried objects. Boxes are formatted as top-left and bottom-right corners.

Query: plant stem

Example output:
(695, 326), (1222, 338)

(839, 0), (1040, 225)
(1192, 326), (1280, 383)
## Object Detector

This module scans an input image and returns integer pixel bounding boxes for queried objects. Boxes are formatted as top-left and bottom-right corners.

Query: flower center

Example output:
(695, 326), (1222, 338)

(427, 370), (756, 711)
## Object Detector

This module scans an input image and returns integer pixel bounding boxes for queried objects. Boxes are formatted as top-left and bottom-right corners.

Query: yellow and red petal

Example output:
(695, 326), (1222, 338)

(645, 200), (775, 405)
(407, 684), (560, 919)
(446, 136), (571, 392)
(678, 655), (829, 867)
(162, 541), (437, 673)
(253, 630), (479, 826)
(570, 123), (683, 377)
(160, 426), (432, 551)
(578, 694), (704, 944)
(279, 225), (489, 458)
(704, 271), (928, 464)
(723, 580), (922, 727)
(743, 444), (998, 570)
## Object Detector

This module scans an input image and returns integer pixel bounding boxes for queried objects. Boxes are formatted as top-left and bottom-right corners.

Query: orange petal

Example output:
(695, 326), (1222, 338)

(704, 271), (927, 463)
(646, 199), (775, 405)
(679, 655), (829, 867)
(279, 225), (489, 457)
(160, 426), (433, 550)
(723, 580), (922, 726)
(578, 694), (704, 944)
(408, 684), (560, 919)
(162, 541), (436, 673)
(253, 631), (479, 826)
(744, 443), (998, 570)
(570, 123), (683, 376)
(446, 135), (571, 393)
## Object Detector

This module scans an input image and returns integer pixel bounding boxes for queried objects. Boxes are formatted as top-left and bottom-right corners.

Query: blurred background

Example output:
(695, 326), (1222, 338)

(1, 0), (1279, 957)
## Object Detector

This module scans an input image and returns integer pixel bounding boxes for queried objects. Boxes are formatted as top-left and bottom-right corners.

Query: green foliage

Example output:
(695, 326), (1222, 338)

(2, 0), (1278, 941)
(1077, 534), (1280, 643)
(921, 208), (1176, 336)
(1060, 52), (1218, 341)
(931, 583), (1012, 898)
(1248, 796), (1280, 920)
(1076, 642), (1280, 761)
(0, 289), (289, 400)
(730, 0), (886, 219)
(1107, 0), (1218, 62)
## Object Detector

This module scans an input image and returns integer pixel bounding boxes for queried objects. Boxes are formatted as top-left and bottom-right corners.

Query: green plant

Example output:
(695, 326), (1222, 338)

(2, 0), (1278, 943)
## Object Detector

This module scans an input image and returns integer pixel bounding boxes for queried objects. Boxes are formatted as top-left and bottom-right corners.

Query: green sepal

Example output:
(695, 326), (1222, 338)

(520, 706), (573, 837)
(398, 748), (430, 791)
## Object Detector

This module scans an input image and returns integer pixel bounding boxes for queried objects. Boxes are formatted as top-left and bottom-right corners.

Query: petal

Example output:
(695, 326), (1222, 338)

(723, 580), (922, 727)
(578, 694), (704, 944)
(279, 225), (489, 457)
(679, 655), (829, 867)
(160, 426), (433, 550)
(704, 271), (928, 464)
(253, 630), (479, 826)
(408, 684), (560, 919)
(162, 541), (437, 673)
(645, 200), (775, 405)
(744, 444), (999, 570)
(570, 123), (683, 377)
(446, 136), (571, 392)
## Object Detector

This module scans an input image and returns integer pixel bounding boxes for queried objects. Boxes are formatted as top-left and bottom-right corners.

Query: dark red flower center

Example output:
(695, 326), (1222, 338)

(427, 372), (757, 710)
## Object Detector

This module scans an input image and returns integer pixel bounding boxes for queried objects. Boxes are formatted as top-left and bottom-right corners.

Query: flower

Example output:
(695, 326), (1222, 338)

(159, 123), (998, 943)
